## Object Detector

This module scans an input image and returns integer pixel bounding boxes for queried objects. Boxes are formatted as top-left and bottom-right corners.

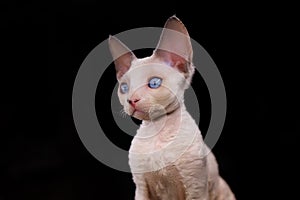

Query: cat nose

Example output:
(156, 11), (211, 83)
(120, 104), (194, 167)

(127, 98), (140, 107)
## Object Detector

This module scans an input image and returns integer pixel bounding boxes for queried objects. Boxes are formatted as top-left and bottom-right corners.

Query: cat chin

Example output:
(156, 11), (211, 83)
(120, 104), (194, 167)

(131, 110), (150, 120)
(134, 116), (150, 121)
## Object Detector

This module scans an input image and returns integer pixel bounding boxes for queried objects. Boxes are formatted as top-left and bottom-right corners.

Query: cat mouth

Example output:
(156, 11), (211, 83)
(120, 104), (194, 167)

(131, 109), (149, 120)
(132, 109), (146, 116)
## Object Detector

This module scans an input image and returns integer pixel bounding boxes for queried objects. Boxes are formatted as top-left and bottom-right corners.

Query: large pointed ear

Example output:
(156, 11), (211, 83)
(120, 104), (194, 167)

(154, 16), (194, 80)
(108, 35), (136, 80)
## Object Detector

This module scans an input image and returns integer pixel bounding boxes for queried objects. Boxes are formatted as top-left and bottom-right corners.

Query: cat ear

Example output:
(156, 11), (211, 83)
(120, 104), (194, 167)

(108, 35), (137, 80)
(154, 16), (194, 80)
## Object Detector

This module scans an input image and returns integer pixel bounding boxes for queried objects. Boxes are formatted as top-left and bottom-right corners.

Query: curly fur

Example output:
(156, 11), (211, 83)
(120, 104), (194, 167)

(109, 16), (235, 200)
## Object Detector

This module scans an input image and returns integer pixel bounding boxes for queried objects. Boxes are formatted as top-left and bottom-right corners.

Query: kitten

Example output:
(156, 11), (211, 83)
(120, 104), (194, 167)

(108, 16), (235, 200)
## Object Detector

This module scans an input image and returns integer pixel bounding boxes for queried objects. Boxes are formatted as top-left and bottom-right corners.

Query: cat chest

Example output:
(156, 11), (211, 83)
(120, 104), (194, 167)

(144, 165), (186, 200)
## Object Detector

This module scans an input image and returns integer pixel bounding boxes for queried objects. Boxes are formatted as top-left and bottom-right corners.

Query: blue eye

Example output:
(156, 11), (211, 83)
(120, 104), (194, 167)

(148, 77), (162, 89)
(120, 83), (129, 94)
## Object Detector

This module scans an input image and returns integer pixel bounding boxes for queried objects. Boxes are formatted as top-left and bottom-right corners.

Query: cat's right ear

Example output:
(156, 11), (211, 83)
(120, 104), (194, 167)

(108, 35), (136, 80)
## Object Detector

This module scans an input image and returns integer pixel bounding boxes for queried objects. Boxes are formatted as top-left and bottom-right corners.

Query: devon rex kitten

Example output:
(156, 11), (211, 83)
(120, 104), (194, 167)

(108, 16), (235, 200)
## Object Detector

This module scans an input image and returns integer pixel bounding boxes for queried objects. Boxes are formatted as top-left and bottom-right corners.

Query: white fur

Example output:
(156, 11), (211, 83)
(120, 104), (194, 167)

(109, 16), (235, 200)
(129, 104), (235, 200)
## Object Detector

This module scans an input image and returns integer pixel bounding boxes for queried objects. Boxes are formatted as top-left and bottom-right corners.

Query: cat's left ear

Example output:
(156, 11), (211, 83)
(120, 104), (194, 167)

(154, 16), (194, 81)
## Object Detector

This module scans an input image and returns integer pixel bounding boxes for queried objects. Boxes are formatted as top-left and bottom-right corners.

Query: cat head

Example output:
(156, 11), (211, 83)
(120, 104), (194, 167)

(109, 16), (195, 121)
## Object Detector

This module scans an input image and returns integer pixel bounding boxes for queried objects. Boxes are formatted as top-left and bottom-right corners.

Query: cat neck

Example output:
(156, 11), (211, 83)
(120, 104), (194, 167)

(137, 104), (192, 139)
(143, 103), (184, 125)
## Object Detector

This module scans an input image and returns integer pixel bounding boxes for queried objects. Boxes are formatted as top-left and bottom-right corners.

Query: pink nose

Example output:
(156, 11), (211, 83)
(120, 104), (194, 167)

(127, 98), (140, 108)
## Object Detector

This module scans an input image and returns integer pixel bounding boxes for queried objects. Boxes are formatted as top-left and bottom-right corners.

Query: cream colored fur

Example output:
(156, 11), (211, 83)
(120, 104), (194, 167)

(109, 16), (235, 200)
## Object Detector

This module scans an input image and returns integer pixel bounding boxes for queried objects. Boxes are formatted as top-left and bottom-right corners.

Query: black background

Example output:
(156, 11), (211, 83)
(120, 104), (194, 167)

(1, 1), (299, 200)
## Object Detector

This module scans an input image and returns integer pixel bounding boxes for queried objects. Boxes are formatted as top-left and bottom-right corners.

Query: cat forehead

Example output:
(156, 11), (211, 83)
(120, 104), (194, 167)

(119, 63), (185, 89)
(117, 56), (185, 84)
(129, 56), (162, 69)
(125, 62), (175, 78)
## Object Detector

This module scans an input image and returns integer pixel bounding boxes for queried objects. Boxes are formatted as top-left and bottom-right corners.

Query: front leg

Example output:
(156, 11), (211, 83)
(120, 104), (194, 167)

(132, 173), (149, 200)
(178, 155), (209, 200)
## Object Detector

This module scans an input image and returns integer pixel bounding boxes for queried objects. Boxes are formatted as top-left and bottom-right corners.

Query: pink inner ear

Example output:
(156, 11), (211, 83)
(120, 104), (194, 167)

(114, 53), (133, 80)
(155, 50), (188, 73)
(116, 69), (126, 80)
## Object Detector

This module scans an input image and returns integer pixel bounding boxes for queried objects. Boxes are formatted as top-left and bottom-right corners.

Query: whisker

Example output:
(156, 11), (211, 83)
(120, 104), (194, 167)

(120, 108), (128, 119)
(111, 108), (128, 119)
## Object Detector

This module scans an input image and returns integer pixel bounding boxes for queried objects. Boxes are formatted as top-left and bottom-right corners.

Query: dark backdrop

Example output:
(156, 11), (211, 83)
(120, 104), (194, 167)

(1, 1), (298, 200)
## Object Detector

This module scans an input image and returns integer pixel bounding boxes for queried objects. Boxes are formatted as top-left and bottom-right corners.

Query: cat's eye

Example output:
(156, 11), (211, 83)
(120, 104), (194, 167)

(148, 77), (162, 89)
(120, 83), (129, 94)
